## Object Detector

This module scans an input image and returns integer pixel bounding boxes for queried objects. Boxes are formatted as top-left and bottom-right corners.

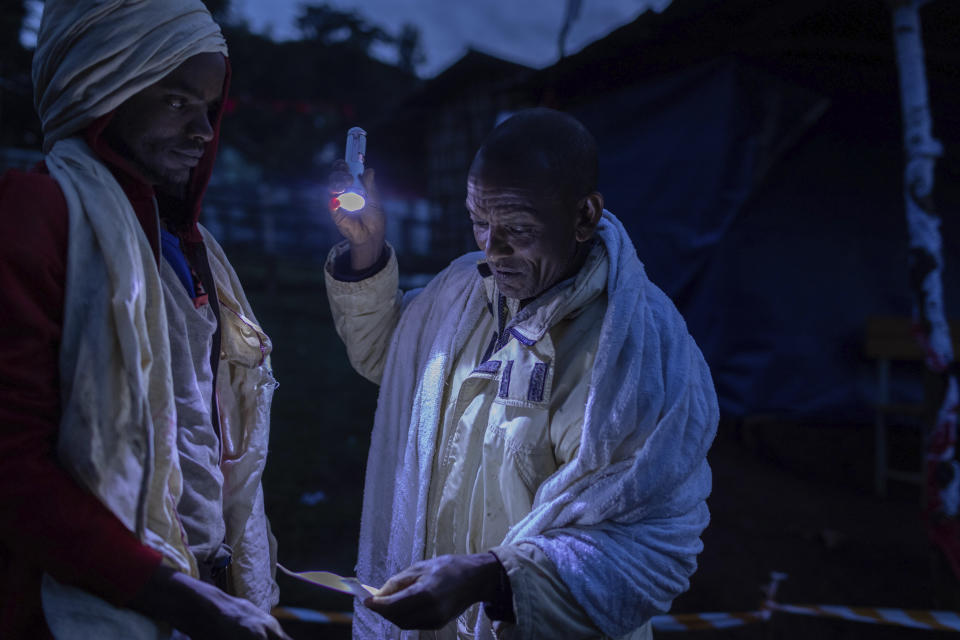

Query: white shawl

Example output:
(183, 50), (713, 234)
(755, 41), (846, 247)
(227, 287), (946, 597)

(42, 139), (280, 637)
(29, 3), (270, 637)
(355, 212), (718, 638)
(32, 0), (228, 574)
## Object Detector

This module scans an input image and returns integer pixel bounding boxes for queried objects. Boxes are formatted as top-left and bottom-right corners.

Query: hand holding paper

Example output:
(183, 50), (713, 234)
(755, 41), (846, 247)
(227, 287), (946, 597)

(278, 565), (379, 600)
(363, 553), (504, 630)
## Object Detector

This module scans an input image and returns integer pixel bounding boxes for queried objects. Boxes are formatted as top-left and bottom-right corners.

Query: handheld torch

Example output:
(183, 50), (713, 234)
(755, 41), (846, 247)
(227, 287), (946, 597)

(336, 127), (367, 213)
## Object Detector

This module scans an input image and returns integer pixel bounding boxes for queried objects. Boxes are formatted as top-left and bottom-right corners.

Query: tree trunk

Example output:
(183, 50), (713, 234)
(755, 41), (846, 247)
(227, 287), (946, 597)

(889, 0), (960, 578)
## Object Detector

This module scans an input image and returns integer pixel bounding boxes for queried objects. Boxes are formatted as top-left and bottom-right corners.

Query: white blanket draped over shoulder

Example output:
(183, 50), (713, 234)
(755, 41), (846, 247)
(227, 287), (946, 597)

(32, 2), (278, 637)
(354, 211), (719, 638)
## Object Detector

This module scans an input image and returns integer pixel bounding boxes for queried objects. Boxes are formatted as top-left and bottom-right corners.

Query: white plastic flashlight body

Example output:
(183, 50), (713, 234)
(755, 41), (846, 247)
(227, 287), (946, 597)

(339, 127), (368, 212)
(345, 127), (367, 184)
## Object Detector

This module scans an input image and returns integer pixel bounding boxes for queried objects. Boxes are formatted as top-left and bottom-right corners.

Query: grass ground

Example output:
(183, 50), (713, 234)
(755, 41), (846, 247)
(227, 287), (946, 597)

(234, 254), (956, 640)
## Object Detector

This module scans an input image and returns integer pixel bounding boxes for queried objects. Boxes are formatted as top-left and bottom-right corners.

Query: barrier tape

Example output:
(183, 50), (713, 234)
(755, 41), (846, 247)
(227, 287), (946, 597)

(272, 571), (960, 632)
(770, 603), (960, 632)
(648, 572), (786, 632)
(648, 606), (960, 633)
(272, 606), (353, 624)
(649, 610), (769, 631)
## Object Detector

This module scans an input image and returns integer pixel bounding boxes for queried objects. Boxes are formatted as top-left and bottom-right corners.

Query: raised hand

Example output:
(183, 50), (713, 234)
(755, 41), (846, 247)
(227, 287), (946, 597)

(328, 159), (386, 271)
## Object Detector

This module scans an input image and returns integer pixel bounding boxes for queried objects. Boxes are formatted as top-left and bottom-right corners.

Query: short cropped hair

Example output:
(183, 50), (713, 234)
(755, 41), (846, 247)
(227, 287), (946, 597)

(469, 107), (599, 202)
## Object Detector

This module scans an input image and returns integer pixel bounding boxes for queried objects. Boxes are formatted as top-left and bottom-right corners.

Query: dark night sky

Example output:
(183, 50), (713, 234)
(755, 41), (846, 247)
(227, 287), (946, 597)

(232, 0), (671, 76)
(19, 0), (672, 77)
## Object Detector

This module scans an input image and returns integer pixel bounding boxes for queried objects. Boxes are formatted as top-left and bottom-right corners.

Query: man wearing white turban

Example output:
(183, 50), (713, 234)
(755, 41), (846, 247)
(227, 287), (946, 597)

(0, 1), (288, 639)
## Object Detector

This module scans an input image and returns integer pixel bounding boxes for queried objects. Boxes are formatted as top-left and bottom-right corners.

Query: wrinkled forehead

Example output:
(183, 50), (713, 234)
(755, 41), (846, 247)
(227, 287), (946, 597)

(466, 175), (561, 216)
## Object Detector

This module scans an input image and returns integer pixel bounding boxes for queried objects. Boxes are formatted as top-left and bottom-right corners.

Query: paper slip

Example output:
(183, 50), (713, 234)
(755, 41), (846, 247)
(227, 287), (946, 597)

(278, 564), (380, 599)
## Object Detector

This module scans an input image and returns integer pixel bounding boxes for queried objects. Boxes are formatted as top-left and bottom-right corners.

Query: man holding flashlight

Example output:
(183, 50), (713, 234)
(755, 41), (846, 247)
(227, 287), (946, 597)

(327, 108), (718, 639)
(0, 1), (286, 638)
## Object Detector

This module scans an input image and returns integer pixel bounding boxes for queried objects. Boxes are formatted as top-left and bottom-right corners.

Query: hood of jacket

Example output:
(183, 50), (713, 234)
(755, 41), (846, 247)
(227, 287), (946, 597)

(77, 57), (233, 256)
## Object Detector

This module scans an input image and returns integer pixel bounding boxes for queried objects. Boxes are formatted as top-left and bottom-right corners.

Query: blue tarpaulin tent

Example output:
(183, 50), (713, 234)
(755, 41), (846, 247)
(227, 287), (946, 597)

(372, 0), (960, 420)
(545, 0), (960, 418)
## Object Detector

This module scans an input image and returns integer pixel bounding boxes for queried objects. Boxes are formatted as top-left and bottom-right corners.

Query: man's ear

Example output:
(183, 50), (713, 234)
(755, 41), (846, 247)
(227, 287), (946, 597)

(574, 192), (604, 243)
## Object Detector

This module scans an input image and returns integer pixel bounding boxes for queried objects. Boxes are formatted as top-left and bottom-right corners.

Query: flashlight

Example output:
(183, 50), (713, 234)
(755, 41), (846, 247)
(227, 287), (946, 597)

(338, 127), (367, 212)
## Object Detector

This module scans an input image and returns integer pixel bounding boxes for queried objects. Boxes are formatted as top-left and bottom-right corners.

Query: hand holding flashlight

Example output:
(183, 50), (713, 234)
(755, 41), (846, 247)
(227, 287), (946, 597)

(328, 129), (385, 271)
(338, 127), (367, 212)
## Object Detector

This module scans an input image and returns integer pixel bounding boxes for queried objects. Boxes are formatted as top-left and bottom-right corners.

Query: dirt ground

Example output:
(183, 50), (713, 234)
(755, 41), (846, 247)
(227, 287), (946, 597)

(236, 258), (957, 640)
(670, 420), (956, 640)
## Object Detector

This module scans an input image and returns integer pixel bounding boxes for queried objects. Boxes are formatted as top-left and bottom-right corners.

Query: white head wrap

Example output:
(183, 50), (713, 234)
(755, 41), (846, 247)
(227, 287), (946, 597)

(33, 0), (228, 152)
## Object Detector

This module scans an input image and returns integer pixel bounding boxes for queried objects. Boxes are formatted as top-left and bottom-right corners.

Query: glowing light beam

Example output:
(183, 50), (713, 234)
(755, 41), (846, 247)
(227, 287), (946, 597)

(337, 191), (366, 212)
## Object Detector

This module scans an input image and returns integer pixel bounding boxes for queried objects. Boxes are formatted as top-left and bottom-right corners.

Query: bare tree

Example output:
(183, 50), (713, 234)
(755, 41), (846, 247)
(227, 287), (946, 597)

(558, 0), (583, 59)
(396, 24), (425, 74)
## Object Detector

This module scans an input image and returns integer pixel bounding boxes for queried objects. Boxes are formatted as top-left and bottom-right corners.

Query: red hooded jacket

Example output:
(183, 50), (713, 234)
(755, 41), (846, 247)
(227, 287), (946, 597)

(0, 59), (233, 638)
